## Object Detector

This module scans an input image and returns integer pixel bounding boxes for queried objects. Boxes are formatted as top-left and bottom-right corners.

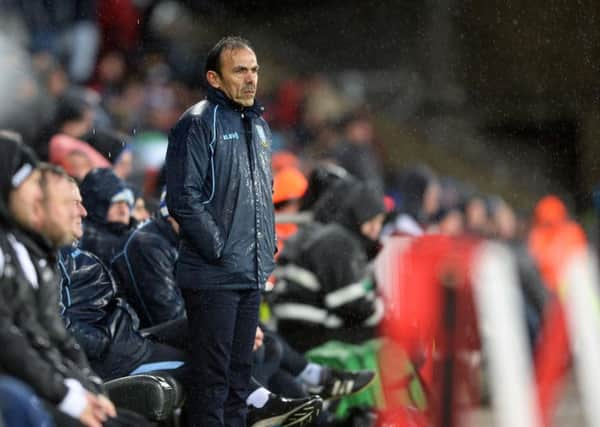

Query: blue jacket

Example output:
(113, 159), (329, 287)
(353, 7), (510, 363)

(59, 246), (152, 381)
(79, 168), (137, 267)
(111, 216), (185, 328)
(166, 87), (276, 290)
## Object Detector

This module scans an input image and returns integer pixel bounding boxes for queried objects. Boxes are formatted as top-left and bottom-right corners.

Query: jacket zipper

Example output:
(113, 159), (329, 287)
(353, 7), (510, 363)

(242, 113), (261, 289)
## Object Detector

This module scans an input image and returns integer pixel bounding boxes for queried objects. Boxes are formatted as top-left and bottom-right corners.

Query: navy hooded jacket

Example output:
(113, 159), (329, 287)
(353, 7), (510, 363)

(165, 86), (276, 290)
(79, 168), (137, 266)
(111, 216), (185, 328)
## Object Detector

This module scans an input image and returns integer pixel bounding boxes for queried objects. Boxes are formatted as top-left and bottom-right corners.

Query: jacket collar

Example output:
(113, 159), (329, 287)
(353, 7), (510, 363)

(206, 86), (264, 118)
(12, 227), (57, 264)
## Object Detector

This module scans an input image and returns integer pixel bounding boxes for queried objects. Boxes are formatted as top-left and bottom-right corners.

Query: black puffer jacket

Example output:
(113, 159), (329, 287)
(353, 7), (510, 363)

(271, 179), (385, 351)
(0, 137), (102, 404)
(111, 216), (185, 328)
(19, 231), (97, 371)
(0, 231), (104, 403)
(59, 246), (152, 380)
(166, 86), (276, 290)
(79, 168), (136, 266)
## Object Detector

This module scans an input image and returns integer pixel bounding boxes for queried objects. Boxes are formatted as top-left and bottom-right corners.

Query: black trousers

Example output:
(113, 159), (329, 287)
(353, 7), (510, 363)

(262, 328), (310, 398)
(128, 318), (191, 380)
(252, 333), (283, 386)
(182, 288), (260, 427)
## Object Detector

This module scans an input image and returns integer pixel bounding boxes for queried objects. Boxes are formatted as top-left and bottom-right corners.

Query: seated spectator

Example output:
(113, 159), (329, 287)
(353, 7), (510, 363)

(48, 133), (111, 181)
(299, 162), (350, 212)
(79, 168), (137, 266)
(111, 190), (185, 328)
(426, 207), (464, 236)
(273, 166), (308, 254)
(462, 193), (490, 237)
(383, 165), (441, 238)
(0, 135), (148, 426)
(271, 178), (385, 351)
(58, 173), (187, 381)
(131, 193), (151, 223)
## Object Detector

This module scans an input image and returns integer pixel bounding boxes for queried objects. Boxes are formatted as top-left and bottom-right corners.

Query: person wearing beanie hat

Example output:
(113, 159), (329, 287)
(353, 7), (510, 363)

(271, 151), (300, 175)
(79, 168), (137, 266)
(271, 177), (385, 352)
(312, 178), (386, 258)
(48, 133), (111, 181)
(383, 165), (440, 238)
(0, 132), (42, 230)
(273, 167), (308, 254)
(273, 167), (308, 206)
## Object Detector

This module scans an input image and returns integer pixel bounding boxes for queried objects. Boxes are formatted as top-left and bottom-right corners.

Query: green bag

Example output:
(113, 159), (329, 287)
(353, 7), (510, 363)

(305, 339), (427, 420)
(305, 339), (384, 419)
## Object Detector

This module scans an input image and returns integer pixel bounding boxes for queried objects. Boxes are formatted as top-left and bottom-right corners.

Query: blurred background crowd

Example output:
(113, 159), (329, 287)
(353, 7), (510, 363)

(0, 0), (597, 236)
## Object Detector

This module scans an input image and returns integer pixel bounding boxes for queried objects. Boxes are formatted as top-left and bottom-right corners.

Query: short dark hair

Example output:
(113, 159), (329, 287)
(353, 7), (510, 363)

(205, 36), (254, 76)
(38, 162), (75, 198)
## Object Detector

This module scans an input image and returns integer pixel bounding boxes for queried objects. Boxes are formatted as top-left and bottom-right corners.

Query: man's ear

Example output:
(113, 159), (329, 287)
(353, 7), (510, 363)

(206, 70), (221, 89)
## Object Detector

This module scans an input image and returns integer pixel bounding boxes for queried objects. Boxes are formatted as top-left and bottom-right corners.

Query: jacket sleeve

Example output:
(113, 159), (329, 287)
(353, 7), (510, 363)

(0, 270), (69, 404)
(63, 316), (111, 360)
(166, 117), (225, 262)
(60, 254), (112, 359)
(311, 233), (378, 326)
(127, 236), (185, 324)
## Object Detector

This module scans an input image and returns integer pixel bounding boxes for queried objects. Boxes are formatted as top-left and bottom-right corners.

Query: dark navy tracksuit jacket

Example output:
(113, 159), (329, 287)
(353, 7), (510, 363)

(165, 86), (276, 291)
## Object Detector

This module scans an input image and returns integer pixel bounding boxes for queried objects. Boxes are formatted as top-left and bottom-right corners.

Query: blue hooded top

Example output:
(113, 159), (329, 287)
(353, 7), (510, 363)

(79, 168), (136, 266)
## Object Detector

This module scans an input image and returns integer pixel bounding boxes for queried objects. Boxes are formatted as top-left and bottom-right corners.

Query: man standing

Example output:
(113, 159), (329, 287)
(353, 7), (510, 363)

(166, 37), (277, 426)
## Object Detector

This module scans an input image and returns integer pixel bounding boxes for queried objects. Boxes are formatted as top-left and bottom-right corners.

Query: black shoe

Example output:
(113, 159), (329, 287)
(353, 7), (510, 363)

(308, 369), (376, 401)
(247, 394), (323, 427)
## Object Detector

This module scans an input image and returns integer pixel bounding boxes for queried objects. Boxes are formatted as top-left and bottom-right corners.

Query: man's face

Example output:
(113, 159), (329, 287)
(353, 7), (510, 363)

(41, 175), (82, 246)
(69, 183), (87, 242)
(9, 170), (43, 232)
(360, 213), (385, 242)
(207, 47), (259, 107)
(132, 197), (150, 222)
(106, 201), (130, 225)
